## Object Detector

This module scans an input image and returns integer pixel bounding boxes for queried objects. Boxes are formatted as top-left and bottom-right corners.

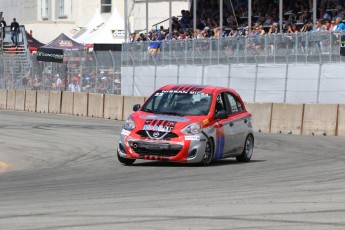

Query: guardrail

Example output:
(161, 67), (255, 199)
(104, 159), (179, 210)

(1, 89), (344, 136)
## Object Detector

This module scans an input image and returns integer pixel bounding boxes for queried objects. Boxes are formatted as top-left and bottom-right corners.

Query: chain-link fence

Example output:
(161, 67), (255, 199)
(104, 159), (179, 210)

(0, 50), (123, 94)
(122, 31), (345, 66)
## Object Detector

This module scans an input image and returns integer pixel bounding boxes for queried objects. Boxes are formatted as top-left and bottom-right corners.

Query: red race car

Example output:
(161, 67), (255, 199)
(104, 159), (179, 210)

(117, 84), (254, 166)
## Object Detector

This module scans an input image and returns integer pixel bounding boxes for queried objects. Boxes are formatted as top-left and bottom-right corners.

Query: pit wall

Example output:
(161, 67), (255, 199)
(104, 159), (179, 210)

(0, 89), (344, 136)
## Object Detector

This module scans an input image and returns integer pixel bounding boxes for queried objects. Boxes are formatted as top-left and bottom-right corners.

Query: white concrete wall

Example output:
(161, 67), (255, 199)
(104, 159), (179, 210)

(121, 63), (345, 104)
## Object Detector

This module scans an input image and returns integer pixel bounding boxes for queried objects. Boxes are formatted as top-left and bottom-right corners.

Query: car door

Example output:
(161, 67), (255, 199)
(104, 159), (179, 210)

(223, 92), (249, 155)
(213, 92), (235, 159)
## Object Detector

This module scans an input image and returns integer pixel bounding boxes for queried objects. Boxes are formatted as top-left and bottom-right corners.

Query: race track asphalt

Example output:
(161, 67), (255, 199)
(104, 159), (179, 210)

(0, 110), (345, 230)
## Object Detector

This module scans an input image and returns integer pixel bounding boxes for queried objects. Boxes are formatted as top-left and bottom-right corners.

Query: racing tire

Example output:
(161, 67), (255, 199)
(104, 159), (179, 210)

(201, 140), (214, 166)
(117, 152), (136, 165)
(236, 134), (254, 162)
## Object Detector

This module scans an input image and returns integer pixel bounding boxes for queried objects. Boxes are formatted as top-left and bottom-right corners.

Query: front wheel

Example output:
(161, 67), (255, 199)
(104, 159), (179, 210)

(236, 134), (254, 162)
(201, 140), (214, 166)
(117, 152), (136, 165)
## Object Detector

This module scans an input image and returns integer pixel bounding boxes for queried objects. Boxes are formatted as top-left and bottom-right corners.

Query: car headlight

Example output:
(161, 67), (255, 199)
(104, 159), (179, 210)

(124, 116), (136, 131)
(181, 122), (202, 135)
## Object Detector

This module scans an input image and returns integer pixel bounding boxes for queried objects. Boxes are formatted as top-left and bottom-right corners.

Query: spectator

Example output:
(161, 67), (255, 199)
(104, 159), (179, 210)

(10, 18), (20, 47)
(268, 22), (279, 34)
(0, 17), (6, 40)
(68, 79), (81, 92)
(286, 23), (300, 33)
(333, 16), (345, 31)
(300, 20), (314, 32)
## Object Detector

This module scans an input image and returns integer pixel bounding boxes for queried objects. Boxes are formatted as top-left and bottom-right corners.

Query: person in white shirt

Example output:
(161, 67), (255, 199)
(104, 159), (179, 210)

(55, 74), (62, 90)
(68, 80), (80, 92)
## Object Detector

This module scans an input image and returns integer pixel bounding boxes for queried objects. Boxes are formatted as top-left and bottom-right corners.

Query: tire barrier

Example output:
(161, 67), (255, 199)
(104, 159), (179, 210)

(1, 90), (345, 136)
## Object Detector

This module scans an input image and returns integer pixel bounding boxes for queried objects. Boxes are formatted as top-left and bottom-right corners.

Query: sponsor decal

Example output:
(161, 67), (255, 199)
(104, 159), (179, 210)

(203, 119), (209, 125)
(112, 30), (125, 39)
(140, 115), (190, 122)
(214, 123), (225, 159)
(142, 119), (177, 132)
(58, 40), (73, 47)
(121, 129), (131, 136)
(185, 135), (200, 141)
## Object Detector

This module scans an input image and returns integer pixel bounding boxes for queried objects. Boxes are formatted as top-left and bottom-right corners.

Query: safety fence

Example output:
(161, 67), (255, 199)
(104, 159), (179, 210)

(0, 50), (123, 94)
(0, 89), (344, 136)
(122, 31), (345, 66)
(1, 31), (345, 102)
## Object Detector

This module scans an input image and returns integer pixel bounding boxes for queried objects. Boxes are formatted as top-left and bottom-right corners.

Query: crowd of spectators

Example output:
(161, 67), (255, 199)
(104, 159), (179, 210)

(1, 70), (122, 94)
(130, 0), (345, 43)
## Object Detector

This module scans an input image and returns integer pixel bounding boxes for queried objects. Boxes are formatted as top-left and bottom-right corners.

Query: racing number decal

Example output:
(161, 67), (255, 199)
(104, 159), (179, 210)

(214, 123), (225, 159)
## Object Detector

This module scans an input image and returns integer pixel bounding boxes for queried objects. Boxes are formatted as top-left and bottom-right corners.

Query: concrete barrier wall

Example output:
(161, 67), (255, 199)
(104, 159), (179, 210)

(337, 105), (345, 136)
(2, 90), (345, 137)
(36, 91), (50, 113)
(73, 92), (88, 117)
(88, 93), (104, 118)
(104, 94), (124, 120)
(302, 104), (338, 136)
(270, 103), (304, 135)
(0, 90), (7, 109)
(6, 90), (15, 110)
(25, 90), (37, 112)
(15, 90), (26, 111)
(123, 96), (145, 120)
(245, 102), (272, 133)
(61, 91), (74, 115)
(49, 91), (62, 114)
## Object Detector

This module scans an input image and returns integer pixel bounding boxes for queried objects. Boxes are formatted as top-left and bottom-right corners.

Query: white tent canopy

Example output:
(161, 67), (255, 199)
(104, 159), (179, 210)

(83, 7), (125, 45)
(72, 8), (105, 43)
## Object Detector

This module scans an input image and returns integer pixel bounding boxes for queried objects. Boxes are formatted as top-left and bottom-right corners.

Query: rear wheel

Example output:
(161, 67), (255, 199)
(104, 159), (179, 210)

(236, 134), (254, 162)
(117, 152), (136, 165)
(201, 140), (214, 166)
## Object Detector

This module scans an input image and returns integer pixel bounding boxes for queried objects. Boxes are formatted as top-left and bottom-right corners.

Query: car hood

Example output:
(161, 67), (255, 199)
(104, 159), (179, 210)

(131, 112), (208, 133)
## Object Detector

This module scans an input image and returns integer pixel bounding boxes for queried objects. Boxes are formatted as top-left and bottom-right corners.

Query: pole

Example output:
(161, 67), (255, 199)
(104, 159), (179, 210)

(313, 0), (317, 26)
(220, 0), (223, 36)
(124, 0), (128, 42)
(169, 0), (172, 34)
(279, 0), (283, 33)
(146, 0), (149, 35)
(248, 0), (252, 36)
(193, 0), (197, 35)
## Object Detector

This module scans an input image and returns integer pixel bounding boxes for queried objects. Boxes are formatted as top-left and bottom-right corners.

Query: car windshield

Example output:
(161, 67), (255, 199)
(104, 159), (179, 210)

(141, 90), (212, 116)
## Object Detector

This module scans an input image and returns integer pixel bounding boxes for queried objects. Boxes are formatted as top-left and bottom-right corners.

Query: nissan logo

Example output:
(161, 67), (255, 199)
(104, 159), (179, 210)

(153, 132), (160, 138)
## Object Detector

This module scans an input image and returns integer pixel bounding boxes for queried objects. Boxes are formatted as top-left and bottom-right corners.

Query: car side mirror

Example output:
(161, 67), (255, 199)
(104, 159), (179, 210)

(214, 110), (228, 120)
(133, 104), (141, 112)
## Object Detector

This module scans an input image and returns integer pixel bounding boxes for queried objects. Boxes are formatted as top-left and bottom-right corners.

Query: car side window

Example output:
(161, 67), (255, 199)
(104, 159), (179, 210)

(215, 93), (226, 114)
(225, 93), (243, 115)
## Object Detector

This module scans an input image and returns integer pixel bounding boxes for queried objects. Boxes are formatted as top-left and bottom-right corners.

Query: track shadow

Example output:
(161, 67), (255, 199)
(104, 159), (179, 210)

(126, 159), (265, 167)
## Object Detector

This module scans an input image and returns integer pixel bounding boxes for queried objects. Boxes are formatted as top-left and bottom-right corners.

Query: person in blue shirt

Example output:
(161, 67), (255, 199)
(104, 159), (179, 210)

(334, 17), (345, 31)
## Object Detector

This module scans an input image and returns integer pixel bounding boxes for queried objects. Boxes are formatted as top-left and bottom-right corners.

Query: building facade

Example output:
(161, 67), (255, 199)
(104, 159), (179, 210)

(0, 0), (188, 43)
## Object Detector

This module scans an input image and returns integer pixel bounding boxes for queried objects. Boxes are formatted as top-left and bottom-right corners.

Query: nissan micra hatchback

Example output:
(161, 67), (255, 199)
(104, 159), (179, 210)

(117, 84), (254, 166)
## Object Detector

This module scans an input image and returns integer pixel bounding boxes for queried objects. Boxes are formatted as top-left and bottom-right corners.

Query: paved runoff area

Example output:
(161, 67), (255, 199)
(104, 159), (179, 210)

(1, 110), (345, 230)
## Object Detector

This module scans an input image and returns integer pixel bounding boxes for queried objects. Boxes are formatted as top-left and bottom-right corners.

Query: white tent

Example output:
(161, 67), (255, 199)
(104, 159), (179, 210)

(83, 7), (125, 44)
(72, 8), (105, 43)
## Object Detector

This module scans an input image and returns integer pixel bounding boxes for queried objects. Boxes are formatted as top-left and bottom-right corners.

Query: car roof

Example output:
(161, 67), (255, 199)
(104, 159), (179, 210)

(158, 84), (239, 95)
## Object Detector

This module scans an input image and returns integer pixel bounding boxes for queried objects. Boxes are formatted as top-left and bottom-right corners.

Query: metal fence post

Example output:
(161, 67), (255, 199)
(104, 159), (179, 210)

(109, 50), (115, 94)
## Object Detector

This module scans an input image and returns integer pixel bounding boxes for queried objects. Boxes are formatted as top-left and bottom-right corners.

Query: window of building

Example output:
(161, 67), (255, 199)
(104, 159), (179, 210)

(41, 0), (49, 19)
(101, 0), (112, 13)
(59, 0), (65, 16)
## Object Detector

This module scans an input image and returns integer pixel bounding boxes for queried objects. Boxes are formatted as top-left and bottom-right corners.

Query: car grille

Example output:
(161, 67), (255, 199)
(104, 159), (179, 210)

(128, 141), (182, 157)
(136, 130), (179, 140)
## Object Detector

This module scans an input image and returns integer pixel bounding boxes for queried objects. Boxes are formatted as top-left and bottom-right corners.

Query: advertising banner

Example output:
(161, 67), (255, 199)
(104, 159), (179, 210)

(36, 47), (64, 63)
